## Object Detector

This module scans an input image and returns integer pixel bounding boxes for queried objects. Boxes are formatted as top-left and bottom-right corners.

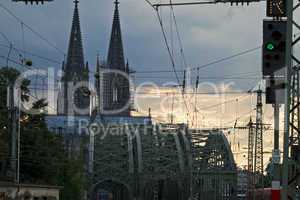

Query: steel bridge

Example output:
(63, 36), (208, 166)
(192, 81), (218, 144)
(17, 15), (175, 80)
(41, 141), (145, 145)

(89, 123), (237, 200)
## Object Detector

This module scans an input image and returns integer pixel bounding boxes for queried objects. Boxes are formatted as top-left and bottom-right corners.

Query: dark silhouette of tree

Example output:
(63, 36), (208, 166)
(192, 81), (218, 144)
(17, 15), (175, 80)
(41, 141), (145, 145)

(0, 67), (85, 200)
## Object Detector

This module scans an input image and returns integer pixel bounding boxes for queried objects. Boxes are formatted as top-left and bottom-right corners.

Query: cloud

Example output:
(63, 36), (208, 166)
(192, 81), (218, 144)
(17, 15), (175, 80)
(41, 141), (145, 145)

(132, 83), (281, 168)
(0, 0), (278, 167)
(0, 0), (265, 89)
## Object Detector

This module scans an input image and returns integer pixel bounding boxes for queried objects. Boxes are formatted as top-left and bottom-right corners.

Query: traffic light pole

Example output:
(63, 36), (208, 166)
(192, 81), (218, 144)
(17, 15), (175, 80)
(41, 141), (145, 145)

(282, 0), (294, 199)
(272, 104), (281, 189)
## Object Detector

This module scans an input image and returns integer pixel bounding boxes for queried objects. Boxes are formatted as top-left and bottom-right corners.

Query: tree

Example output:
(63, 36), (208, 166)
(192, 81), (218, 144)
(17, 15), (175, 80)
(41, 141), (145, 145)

(0, 67), (30, 181)
(20, 98), (65, 184)
(0, 67), (86, 200)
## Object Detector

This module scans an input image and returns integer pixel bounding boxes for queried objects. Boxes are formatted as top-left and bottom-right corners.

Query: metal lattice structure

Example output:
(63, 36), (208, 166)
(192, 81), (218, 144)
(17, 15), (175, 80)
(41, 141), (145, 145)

(287, 67), (300, 199)
(138, 124), (190, 200)
(190, 130), (237, 200)
(89, 121), (237, 200)
(281, 0), (300, 198)
(254, 89), (263, 187)
(247, 118), (255, 200)
(290, 67), (300, 146)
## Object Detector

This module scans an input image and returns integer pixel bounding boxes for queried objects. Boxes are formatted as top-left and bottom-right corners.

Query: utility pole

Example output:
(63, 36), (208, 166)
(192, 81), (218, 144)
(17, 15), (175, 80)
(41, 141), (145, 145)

(193, 71), (199, 128)
(290, 67), (300, 146)
(246, 89), (266, 200)
(254, 89), (264, 188)
(247, 117), (255, 200)
(282, 0), (297, 198)
(283, 66), (300, 199)
(7, 84), (17, 182)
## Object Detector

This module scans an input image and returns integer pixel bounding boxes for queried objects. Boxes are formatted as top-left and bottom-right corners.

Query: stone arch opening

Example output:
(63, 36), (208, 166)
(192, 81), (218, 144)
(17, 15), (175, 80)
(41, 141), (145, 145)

(91, 179), (131, 200)
(142, 179), (184, 200)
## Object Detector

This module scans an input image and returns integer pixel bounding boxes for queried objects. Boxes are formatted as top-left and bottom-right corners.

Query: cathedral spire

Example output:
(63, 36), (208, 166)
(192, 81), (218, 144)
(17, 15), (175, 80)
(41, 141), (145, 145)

(65, 0), (85, 75)
(107, 0), (125, 70)
(58, 0), (90, 116)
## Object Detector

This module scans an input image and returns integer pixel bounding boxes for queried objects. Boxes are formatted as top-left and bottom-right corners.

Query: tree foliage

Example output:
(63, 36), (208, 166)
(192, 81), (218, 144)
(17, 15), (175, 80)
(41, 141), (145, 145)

(0, 67), (86, 200)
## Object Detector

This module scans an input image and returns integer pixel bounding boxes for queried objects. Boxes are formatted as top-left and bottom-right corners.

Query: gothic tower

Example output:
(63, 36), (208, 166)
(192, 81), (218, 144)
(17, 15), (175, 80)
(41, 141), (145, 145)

(107, 0), (130, 116)
(57, 0), (90, 116)
(107, 0), (126, 70)
(96, 0), (130, 116)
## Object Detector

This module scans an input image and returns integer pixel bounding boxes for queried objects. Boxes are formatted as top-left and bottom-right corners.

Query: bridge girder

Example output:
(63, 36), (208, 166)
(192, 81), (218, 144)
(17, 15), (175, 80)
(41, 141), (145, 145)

(90, 125), (237, 200)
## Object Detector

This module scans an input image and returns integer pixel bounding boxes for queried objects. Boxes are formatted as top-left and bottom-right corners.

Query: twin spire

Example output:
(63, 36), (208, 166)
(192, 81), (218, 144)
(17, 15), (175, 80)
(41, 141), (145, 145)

(67, 0), (125, 72)
(62, 0), (130, 116)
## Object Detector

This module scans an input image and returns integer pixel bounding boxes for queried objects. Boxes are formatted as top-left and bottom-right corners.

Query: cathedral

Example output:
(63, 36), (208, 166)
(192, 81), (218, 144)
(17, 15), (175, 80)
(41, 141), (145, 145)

(45, 0), (140, 156)
(57, 0), (131, 117)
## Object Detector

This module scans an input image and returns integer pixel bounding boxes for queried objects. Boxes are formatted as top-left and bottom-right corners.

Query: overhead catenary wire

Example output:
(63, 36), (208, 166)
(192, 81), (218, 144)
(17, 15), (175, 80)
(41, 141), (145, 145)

(197, 93), (250, 111)
(0, 1), (262, 89)
(0, 30), (23, 67)
(21, 22), (26, 59)
(135, 91), (256, 95)
(0, 43), (62, 64)
(0, 42), (262, 78)
(0, 0), (262, 126)
(0, 55), (61, 82)
(155, 8), (181, 84)
(151, 0), (266, 8)
(0, 83), (256, 95)
(0, 3), (66, 56)
(151, 4), (192, 116)
(169, 1), (188, 70)
(134, 76), (262, 80)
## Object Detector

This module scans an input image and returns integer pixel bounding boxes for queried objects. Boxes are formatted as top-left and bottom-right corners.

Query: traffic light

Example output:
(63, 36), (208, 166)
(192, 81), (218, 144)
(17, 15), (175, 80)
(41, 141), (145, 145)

(262, 20), (287, 77)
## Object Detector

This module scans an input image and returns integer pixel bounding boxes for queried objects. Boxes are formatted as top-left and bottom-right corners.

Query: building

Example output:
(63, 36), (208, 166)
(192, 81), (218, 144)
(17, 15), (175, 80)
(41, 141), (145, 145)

(57, 0), (90, 116)
(0, 182), (61, 200)
(95, 0), (131, 117)
(45, 115), (90, 158)
(57, 0), (131, 118)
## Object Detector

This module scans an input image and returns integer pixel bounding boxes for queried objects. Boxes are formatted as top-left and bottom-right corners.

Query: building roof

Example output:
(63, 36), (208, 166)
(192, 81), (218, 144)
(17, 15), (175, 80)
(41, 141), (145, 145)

(45, 115), (152, 135)
(93, 115), (152, 125)
(0, 182), (63, 189)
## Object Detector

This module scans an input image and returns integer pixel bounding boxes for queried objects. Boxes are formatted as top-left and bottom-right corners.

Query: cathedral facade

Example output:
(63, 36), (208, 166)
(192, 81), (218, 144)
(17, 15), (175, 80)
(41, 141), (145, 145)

(57, 0), (131, 117)
(95, 0), (131, 117)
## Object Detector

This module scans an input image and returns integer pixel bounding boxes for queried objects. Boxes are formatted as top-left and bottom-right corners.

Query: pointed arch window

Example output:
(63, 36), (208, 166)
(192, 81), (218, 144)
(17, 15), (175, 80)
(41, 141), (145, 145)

(113, 87), (118, 102)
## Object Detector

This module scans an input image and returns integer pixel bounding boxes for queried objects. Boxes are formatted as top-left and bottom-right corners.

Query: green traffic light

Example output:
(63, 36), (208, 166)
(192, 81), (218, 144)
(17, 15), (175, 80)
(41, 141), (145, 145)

(266, 42), (275, 51)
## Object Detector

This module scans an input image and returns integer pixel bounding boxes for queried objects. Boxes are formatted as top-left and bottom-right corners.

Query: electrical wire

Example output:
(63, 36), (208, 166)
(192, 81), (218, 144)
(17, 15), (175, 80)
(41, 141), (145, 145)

(134, 76), (262, 80)
(0, 43), (62, 64)
(0, 3), (66, 56)
(155, 9), (181, 84)
(0, 55), (61, 82)
(154, 7), (193, 117)
(170, 1), (188, 70)
(197, 93), (250, 111)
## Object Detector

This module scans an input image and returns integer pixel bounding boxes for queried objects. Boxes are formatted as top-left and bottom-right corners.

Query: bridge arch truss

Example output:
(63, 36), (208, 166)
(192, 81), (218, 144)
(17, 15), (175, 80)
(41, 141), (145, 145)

(89, 124), (237, 200)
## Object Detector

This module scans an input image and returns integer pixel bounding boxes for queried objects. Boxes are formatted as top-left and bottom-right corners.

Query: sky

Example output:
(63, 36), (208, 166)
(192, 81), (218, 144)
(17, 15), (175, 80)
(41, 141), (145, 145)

(0, 0), (265, 87)
(0, 0), (288, 168)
